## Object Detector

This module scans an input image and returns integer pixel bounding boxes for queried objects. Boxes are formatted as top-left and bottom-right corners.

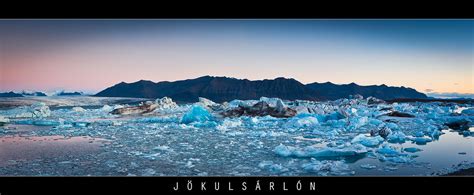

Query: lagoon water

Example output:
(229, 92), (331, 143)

(0, 97), (473, 176)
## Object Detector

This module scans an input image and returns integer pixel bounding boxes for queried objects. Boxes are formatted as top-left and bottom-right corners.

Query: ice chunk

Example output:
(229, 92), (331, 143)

(154, 97), (178, 110)
(302, 160), (352, 175)
(133, 116), (179, 123)
(14, 103), (51, 118)
(153, 145), (174, 152)
(376, 144), (401, 157)
(370, 126), (392, 138)
(73, 121), (90, 127)
(274, 143), (368, 158)
(141, 168), (156, 176)
(72, 107), (86, 112)
(273, 144), (295, 157)
(387, 131), (406, 143)
(180, 105), (212, 124)
(412, 136), (433, 145)
(347, 116), (369, 130)
(258, 161), (288, 174)
(0, 116), (10, 126)
(228, 99), (258, 108)
(101, 105), (113, 112)
(216, 118), (242, 131)
(351, 134), (384, 147)
(376, 144), (414, 163)
(111, 101), (157, 115)
(320, 112), (346, 122)
(221, 100), (297, 118)
(259, 97), (283, 107)
(403, 147), (422, 153)
(197, 97), (217, 108)
(285, 114), (319, 128)
(380, 155), (413, 163)
(360, 164), (377, 169)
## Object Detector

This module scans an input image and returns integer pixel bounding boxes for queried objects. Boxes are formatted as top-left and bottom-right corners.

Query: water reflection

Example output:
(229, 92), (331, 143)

(0, 135), (109, 167)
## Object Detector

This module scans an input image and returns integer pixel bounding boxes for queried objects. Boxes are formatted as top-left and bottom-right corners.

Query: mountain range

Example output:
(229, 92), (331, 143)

(95, 76), (428, 103)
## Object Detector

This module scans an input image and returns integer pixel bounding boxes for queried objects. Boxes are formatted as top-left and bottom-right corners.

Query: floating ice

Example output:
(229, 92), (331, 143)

(376, 144), (414, 163)
(258, 161), (288, 174)
(12, 103), (51, 118)
(196, 97), (221, 111)
(285, 114), (319, 128)
(0, 116), (9, 125)
(101, 105), (113, 112)
(387, 131), (407, 143)
(154, 97), (178, 110)
(360, 164), (377, 169)
(376, 144), (401, 157)
(403, 147), (422, 153)
(216, 118), (242, 131)
(408, 136), (433, 145)
(274, 143), (368, 158)
(180, 105), (213, 124)
(15, 119), (61, 126)
(259, 97), (283, 107)
(72, 107), (86, 112)
(351, 134), (384, 147)
(72, 121), (90, 127)
(347, 116), (369, 130)
(302, 160), (353, 175)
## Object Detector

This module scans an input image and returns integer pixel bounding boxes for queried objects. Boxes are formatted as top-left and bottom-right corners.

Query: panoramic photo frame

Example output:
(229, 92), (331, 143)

(0, 18), (473, 194)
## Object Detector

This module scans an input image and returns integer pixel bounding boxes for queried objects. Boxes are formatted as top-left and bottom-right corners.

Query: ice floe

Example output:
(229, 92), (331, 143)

(351, 134), (384, 147)
(274, 143), (368, 158)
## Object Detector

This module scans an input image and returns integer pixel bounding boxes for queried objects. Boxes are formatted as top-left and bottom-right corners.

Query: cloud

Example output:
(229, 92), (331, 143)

(424, 89), (434, 93)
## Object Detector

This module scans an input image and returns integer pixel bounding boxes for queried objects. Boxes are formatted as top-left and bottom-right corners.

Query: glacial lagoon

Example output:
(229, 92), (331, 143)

(0, 96), (473, 176)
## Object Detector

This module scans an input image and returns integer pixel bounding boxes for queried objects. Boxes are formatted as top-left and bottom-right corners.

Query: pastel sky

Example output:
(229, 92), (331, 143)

(0, 20), (472, 95)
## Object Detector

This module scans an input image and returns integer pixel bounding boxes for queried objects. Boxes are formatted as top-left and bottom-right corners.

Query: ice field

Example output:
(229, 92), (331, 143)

(0, 96), (473, 176)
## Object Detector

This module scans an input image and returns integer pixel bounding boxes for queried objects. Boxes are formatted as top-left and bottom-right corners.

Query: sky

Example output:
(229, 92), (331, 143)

(0, 19), (472, 97)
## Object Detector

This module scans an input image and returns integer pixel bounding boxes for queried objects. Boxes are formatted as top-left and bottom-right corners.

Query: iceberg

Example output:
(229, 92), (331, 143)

(412, 136), (433, 145)
(13, 103), (51, 118)
(387, 131), (407, 143)
(302, 160), (353, 175)
(101, 105), (113, 112)
(370, 126), (392, 138)
(284, 114), (319, 128)
(351, 134), (384, 147)
(16, 119), (61, 126)
(360, 164), (377, 169)
(376, 144), (401, 157)
(258, 161), (288, 174)
(403, 147), (422, 153)
(0, 116), (9, 126)
(154, 97), (178, 110)
(380, 155), (413, 163)
(196, 97), (222, 111)
(72, 107), (86, 112)
(347, 116), (369, 130)
(216, 118), (242, 131)
(180, 105), (213, 124)
(274, 143), (368, 158)
(221, 99), (297, 118)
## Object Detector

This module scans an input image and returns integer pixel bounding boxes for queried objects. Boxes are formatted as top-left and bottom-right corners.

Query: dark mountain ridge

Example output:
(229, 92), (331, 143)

(95, 76), (428, 103)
